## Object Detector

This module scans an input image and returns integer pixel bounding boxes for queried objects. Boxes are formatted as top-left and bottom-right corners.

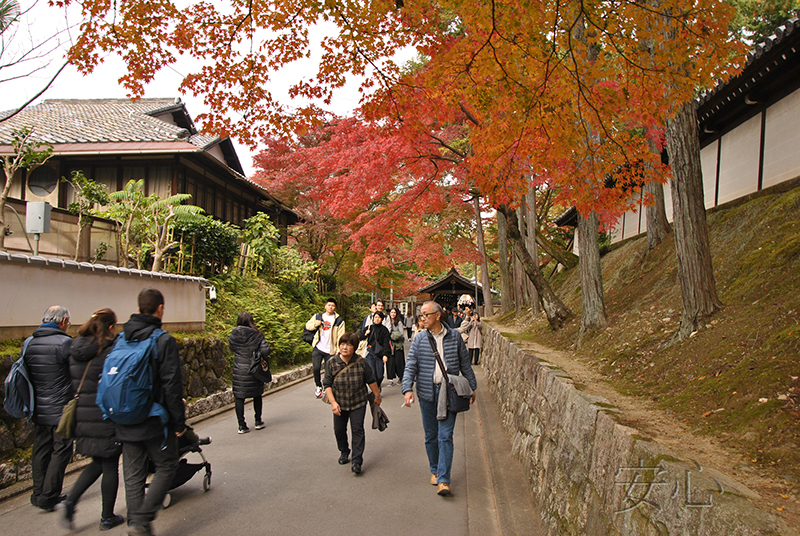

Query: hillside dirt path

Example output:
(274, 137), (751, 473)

(490, 321), (800, 530)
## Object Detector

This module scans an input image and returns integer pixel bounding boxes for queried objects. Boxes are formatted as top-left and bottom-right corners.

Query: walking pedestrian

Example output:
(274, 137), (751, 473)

(360, 311), (390, 389)
(464, 311), (483, 365)
(385, 308), (406, 387)
(229, 312), (272, 434)
(305, 298), (345, 399)
(27, 305), (74, 512)
(402, 301), (477, 496)
(116, 288), (188, 536)
(404, 308), (415, 339)
(322, 332), (382, 475)
(59, 308), (124, 531)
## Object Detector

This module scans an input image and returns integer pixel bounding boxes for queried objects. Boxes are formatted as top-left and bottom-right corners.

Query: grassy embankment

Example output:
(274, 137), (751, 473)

(507, 183), (800, 482)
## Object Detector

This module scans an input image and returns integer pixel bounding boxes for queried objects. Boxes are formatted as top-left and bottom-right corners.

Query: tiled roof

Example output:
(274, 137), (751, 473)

(0, 98), (217, 149)
(698, 11), (800, 106)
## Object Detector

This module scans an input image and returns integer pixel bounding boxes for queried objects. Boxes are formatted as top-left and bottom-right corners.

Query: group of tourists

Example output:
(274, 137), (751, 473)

(303, 297), (482, 496)
(11, 291), (484, 536)
(17, 289), (190, 536)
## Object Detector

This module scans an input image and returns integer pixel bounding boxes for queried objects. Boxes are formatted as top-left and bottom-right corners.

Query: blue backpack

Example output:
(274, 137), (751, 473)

(3, 337), (35, 422)
(96, 329), (168, 426)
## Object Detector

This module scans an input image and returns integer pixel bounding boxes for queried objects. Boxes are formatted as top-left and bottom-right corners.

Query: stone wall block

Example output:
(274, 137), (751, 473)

(482, 324), (792, 536)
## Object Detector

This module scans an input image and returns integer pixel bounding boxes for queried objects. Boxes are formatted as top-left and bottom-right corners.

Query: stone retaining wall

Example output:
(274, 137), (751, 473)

(482, 324), (792, 535)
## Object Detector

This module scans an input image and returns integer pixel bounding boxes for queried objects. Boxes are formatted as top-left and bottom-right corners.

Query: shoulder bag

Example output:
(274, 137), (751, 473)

(248, 346), (272, 384)
(322, 358), (360, 404)
(56, 360), (92, 439)
(426, 332), (470, 413)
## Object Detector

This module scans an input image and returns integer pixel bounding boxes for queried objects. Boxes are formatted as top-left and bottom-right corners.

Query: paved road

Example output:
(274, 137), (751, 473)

(0, 369), (540, 536)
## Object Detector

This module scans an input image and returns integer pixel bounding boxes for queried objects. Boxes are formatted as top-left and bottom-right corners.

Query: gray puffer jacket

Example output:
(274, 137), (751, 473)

(26, 324), (73, 426)
(229, 326), (272, 399)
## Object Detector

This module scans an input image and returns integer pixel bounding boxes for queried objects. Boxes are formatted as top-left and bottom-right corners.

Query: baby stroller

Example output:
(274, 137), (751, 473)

(147, 427), (212, 509)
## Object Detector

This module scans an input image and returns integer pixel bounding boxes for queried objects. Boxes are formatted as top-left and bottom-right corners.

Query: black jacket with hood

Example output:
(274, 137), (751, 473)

(114, 313), (186, 442)
(27, 324), (73, 426)
(69, 335), (121, 458)
(229, 326), (272, 399)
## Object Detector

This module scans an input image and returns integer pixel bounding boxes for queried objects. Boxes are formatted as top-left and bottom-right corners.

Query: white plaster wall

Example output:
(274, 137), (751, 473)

(700, 141), (719, 208)
(0, 256), (207, 337)
(763, 88), (800, 188)
(717, 114), (761, 205)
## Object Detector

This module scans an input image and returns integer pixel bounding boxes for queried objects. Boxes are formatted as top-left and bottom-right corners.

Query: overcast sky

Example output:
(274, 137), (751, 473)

(2, 1), (374, 177)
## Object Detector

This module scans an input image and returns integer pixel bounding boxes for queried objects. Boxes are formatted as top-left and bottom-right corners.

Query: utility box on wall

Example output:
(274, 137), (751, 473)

(25, 202), (51, 234)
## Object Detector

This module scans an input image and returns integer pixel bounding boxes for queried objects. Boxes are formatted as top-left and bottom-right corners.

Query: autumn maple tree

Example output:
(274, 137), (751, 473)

(55, 0), (745, 332)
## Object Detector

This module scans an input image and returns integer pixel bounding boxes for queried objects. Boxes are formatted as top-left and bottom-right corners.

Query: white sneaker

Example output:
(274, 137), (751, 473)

(387, 380), (395, 387)
(314, 386), (323, 399)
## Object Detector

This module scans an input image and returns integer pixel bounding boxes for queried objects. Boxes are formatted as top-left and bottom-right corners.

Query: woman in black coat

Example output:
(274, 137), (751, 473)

(360, 311), (391, 390)
(229, 312), (272, 434)
(59, 308), (124, 531)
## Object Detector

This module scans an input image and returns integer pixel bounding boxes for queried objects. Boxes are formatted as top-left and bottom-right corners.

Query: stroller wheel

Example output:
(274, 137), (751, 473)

(162, 492), (172, 509)
(203, 473), (211, 491)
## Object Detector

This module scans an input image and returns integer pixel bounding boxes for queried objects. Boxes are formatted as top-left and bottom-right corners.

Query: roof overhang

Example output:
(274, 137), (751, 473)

(0, 141), (203, 156)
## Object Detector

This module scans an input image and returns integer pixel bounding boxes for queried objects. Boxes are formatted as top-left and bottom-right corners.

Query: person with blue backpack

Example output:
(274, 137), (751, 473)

(26, 305), (74, 512)
(106, 288), (187, 536)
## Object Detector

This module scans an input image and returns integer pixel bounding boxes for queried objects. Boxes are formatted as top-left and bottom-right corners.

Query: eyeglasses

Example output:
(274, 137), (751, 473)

(420, 312), (439, 318)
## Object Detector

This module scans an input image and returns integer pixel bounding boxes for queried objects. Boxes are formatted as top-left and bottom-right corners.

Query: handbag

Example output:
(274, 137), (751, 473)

(322, 358), (359, 404)
(427, 333), (471, 414)
(56, 360), (91, 439)
(248, 347), (272, 384)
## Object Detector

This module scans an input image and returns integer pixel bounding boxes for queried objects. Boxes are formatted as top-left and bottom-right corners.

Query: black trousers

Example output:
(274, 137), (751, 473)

(386, 348), (405, 381)
(31, 424), (73, 507)
(333, 405), (367, 465)
(122, 434), (179, 527)
(469, 348), (481, 365)
(235, 396), (263, 428)
(311, 348), (333, 387)
(66, 454), (121, 518)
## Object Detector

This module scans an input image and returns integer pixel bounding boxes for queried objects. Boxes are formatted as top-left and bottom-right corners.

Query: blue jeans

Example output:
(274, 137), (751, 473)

(419, 385), (457, 484)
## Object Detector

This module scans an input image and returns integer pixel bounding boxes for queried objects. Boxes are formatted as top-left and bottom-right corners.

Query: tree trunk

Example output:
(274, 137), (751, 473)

(0, 166), (14, 251)
(645, 138), (671, 250)
(473, 195), (494, 316)
(525, 190), (541, 315)
(535, 231), (578, 269)
(665, 101), (722, 341)
(499, 205), (572, 330)
(497, 210), (514, 314)
(645, 180), (671, 250)
(577, 210), (606, 336)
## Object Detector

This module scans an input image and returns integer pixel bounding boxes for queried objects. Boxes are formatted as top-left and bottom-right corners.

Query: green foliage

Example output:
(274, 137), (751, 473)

(206, 273), (325, 369)
(173, 217), (240, 277)
(729, 0), (800, 44)
(101, 180), (205, 271)
(241, 212), (280, 273)
(63, 170), (110, 261)
(64, 170), (109, 218)
(0, 0), (20, 33)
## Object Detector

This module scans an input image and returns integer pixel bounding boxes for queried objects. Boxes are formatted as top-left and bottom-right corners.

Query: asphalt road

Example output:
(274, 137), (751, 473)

(0, 369), (536, 536)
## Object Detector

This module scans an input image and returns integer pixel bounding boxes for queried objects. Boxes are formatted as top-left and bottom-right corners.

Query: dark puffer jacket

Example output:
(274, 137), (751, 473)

(229, 326), (271, 399)
(69, 336), (121, 458)
(27, 324), (73, 426)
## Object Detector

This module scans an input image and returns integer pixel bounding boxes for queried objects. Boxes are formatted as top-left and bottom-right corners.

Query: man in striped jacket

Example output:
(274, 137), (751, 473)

(402, 300), (477, 496)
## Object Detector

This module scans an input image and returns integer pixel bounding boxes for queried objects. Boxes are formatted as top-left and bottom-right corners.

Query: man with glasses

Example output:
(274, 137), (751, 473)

(402, 301), (477, 496)
(27, 305), (74, 511)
